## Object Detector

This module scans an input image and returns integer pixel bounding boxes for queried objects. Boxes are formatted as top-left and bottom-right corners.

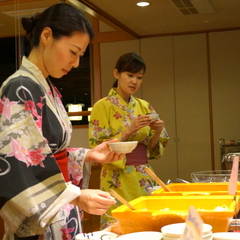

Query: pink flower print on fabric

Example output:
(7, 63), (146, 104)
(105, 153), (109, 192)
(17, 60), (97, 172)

(36, 97), (45, 110)
(53, 86), (62, 99)
(60, 227), (75, 240)
(7, 138), (47, 167)
(0, 97), (18, 120)
(139, 178), (146, 187)
(69, 162), (82, 186)
(112, 172), (121, 188)
(91, 119), (99, 126)
(113, 112), (122, 120)
(102, 169), (107, 178)
(63, 204), (74, 218)
(28, 147), (46, 167)
(148, 104), (155, 112)
(6, 137), (31, 166)
(46, 90), (53, 97)
(135, 165), (147, 174)
(24, 100), (38, 118)
(35, 115), (43, 131)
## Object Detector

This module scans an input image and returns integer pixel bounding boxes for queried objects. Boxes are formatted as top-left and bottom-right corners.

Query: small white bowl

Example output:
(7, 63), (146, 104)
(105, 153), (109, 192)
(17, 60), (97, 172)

(117, 231), (162, 240)
(147, 186), (161, 195)
(148, 113), (159, 122)
(108, 141), (138, 153)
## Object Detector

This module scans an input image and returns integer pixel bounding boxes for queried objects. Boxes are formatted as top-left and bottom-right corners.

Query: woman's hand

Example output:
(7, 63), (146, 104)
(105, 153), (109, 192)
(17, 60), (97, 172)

(85, 138), (124, 163)
(128, 115), (152, 133)
(149, 119), (165, 133)
(71, 189), (116, 215)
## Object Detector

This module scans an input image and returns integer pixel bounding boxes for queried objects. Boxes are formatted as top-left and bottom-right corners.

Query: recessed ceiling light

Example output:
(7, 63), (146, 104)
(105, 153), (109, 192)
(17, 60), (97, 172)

(137, 2), (150, 7)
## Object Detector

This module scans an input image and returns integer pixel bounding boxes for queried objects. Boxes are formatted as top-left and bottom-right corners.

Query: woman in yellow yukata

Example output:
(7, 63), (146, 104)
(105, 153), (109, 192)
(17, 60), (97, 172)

(88, 52), (169, 228)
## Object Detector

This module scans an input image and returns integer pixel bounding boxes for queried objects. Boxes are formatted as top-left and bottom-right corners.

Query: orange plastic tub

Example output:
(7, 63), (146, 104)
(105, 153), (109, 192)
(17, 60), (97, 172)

(111, 195), (239, 234)
(151, 182), (240, 196)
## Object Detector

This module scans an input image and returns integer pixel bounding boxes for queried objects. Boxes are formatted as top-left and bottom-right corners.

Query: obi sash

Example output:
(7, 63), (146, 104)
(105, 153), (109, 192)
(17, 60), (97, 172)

(54, 149), (70, 182)
(125, 142), (148, 166)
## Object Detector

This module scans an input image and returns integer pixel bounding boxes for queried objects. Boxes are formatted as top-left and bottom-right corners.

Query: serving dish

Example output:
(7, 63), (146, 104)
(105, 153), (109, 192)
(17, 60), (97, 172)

(151, 182), (240, 196)
(111, 195), (240, 234)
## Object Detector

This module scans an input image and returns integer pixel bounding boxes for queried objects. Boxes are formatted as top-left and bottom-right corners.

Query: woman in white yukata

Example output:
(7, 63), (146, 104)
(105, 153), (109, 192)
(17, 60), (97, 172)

(0, 3), (124, 240)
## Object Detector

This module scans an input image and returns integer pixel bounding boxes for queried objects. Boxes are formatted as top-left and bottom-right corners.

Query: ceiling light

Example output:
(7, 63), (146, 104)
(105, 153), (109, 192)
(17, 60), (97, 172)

(3, 8), (46, 19)
(137, 2), (150, 7)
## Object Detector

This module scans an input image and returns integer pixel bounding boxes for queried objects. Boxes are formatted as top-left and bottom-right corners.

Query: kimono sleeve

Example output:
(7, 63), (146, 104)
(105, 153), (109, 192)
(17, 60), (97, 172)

(88, 101), (125, 170)
(67, 147), (92, 188)
(0, 76), (80, 237)
(148, 127), (169, 160)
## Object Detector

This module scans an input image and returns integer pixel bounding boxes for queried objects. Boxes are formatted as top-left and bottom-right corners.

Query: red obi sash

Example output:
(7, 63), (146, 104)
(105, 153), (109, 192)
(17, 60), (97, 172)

(125, 143), (148, 166)
(54, 149), (70, 182)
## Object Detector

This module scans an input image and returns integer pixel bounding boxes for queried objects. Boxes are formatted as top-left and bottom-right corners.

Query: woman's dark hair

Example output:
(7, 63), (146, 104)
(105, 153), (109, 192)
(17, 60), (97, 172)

(21, 3), (94, 49)
(112, 52), (146, 87)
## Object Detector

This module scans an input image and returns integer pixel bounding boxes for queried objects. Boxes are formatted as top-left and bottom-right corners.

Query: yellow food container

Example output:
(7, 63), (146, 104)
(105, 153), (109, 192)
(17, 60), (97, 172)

(151, 182), (240, 196)
(111, 195), (239, 234)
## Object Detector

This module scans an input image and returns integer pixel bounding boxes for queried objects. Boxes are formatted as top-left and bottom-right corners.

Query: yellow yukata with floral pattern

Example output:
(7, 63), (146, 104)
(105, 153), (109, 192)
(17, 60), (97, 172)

(88, 88), (169, 228)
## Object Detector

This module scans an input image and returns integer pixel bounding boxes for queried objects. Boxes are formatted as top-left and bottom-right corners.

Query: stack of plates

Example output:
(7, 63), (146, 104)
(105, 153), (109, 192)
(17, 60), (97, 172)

(212, 232), (240, 240)
(161, 223), (212, 240)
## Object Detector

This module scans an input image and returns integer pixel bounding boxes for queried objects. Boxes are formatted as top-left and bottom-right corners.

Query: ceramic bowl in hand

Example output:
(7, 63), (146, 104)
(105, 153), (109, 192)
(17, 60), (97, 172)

(108, 141), (138, 154)
(148, 113), (159, 122)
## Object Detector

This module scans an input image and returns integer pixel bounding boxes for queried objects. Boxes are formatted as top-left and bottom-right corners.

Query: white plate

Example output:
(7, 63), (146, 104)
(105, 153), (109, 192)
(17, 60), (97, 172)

(75, 231), (117, 240)
(212, 232), (240, 240)
(161, 223), (212, 238)
(117, 231), (162, 240)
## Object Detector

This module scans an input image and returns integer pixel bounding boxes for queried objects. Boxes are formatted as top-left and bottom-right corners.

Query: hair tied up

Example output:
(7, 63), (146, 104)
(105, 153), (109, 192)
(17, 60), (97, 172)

(22, 14), (37, 33)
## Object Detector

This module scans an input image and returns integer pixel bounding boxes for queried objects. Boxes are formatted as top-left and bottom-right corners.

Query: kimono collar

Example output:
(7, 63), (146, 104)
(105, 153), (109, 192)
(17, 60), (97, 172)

(21, 56), (50, 92)
(108, 88), (135, 107)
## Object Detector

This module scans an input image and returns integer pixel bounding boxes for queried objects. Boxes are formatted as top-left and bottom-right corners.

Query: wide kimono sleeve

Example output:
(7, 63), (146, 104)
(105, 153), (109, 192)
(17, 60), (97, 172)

(0, 75), (80, 237)
(66, 147), (90, 189)
(88, 99), (126, 170)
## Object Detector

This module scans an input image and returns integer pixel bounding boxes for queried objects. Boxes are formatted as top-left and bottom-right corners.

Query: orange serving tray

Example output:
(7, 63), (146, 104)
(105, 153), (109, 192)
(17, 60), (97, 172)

(111, 195), (239, 234)
(151, 182), (240, 196)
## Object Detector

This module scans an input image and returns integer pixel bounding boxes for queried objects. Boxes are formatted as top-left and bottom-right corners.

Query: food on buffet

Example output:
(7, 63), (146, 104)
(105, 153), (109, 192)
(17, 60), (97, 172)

(151, 182), (240, 196)
(111, 195), (240, 234)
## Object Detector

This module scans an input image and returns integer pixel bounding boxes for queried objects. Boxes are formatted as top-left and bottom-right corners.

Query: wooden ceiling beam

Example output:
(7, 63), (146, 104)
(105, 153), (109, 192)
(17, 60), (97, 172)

(67, 0), (140, 40)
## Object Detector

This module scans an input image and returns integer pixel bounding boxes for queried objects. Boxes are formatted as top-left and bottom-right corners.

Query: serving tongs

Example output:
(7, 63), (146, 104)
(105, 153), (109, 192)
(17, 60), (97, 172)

(144, 166), (172, 192)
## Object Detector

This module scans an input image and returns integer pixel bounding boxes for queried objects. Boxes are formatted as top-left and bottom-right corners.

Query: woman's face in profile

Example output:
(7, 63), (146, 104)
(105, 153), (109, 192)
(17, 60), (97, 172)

(42, 30), (90, 78)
